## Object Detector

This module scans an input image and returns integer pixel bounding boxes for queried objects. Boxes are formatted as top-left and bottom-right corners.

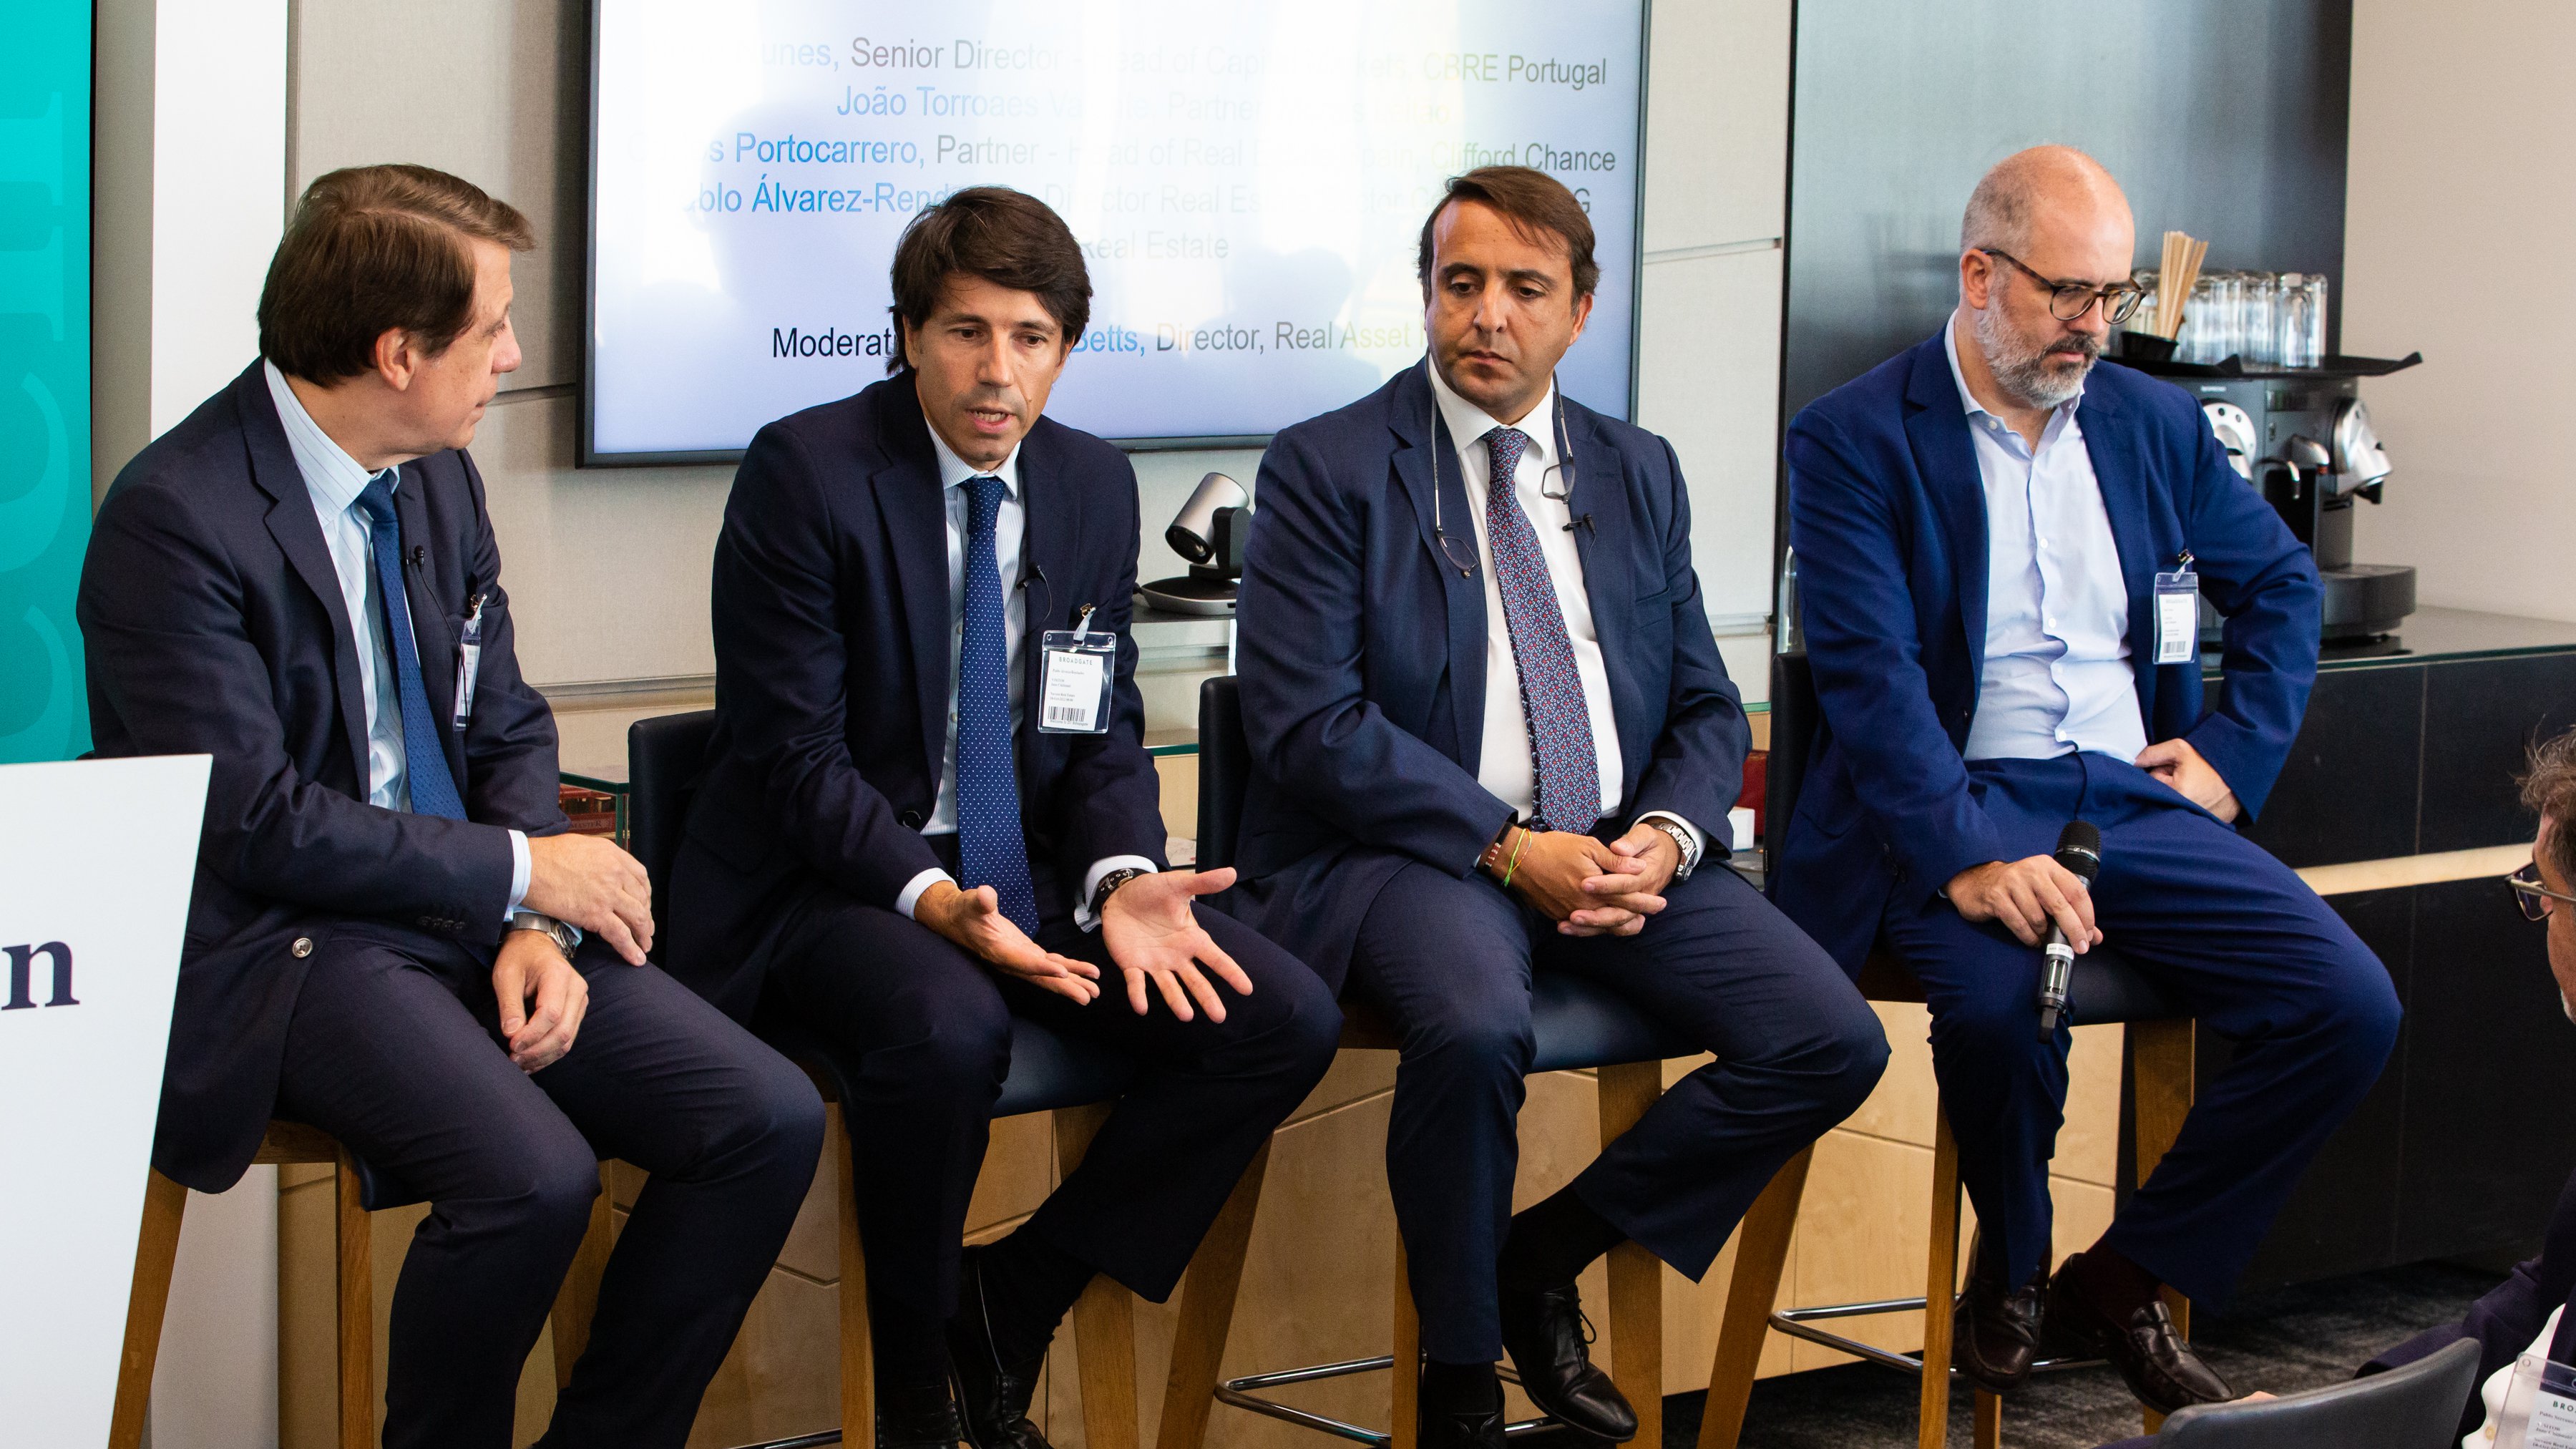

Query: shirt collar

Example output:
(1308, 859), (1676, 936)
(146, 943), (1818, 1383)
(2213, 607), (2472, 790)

(263, 358), (391, 512)
(924, 419), (1022, 499)
(1424, 356), (1557, 474)
(1942, 309), (2084, 434)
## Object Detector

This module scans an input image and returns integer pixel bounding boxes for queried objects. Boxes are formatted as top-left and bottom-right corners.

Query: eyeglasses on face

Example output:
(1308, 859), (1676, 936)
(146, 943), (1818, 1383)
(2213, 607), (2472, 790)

(1979, 248), (2148, 326)
(2507, 860), (2576, 922)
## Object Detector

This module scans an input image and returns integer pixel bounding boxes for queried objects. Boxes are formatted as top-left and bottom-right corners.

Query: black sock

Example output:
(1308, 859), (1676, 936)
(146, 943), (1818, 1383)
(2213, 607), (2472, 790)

(972, 1229), (1097, 1367)
(877, 1372), (955, 1423)
(2065, 1243), (2162, 1322)
(1498, 1182), (1627, 1293)
(1420, 1358), (1502, 1416)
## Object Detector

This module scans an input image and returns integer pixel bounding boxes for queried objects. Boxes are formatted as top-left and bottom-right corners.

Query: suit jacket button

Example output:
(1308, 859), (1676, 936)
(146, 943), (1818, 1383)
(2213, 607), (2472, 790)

(291, 937), (314, 959)
(899, 809), (924, 829)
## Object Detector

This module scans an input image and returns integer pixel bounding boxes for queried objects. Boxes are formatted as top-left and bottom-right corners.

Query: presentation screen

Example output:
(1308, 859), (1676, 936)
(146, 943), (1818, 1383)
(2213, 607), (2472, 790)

(585, 0), (1648, 463)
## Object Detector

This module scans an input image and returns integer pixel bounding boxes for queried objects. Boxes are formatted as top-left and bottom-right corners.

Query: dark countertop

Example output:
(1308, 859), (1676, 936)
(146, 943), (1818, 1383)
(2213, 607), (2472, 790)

(2205, 606), (2576, 678)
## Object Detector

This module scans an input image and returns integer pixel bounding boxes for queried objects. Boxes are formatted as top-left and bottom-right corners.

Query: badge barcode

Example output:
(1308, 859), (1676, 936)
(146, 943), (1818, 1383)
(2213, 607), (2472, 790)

(1046, 706), (1088, 725)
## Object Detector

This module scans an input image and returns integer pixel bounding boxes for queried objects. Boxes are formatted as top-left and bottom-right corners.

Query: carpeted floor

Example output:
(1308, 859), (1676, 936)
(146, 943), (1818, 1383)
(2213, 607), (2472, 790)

(1652, 1262), (2496, 1449)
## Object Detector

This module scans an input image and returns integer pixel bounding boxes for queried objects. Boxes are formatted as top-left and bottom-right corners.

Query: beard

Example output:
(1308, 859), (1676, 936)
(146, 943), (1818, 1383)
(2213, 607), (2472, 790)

(1974, 304), (2100, 410)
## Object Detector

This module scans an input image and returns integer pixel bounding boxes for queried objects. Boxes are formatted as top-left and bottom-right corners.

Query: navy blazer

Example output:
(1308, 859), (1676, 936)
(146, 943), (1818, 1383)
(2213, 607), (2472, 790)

(668, 374), (1167, 1021)
(1774, 331), (2321, 972)
(78, 361), (567, 1192)
(1229, 364), (1747, 991)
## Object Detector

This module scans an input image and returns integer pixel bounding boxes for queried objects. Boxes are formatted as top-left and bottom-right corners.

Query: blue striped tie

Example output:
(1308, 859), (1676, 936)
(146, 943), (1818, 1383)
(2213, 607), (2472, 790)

(354, 473), (467, 821)
(955, 476), (1040, 934)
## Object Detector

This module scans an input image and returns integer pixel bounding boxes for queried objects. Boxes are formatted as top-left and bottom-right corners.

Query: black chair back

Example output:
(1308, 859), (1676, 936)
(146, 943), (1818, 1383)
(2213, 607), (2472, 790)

(1197, 675), (1252, 871)
(627, 710), (716, 965)
(1764, 650), (1816, 865)
(2157, 1337), (2479, 1448)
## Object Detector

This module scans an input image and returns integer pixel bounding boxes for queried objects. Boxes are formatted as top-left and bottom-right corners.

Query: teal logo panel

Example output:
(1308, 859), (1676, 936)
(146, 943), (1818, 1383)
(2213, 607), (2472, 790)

(0, 1), (92, 762)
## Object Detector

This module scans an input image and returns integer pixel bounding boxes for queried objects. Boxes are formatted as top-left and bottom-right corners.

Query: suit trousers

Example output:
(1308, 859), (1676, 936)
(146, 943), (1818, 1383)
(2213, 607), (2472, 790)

(1880, 751), (2401, 1307)
(763, 857), (1340, 1379)
(270, 920), (826, 1449)
(1349, 859), (1888, 1363)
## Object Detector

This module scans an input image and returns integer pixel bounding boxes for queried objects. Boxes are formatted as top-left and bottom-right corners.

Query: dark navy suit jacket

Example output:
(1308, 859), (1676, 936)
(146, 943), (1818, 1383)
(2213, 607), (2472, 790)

(2362, 1167), (2576, 1438)
(668, 374), (1167, 1022)
(1230, 364), (1748, 991)
(78, 362), (567, 1191)
(1775, 331), (2321, 972)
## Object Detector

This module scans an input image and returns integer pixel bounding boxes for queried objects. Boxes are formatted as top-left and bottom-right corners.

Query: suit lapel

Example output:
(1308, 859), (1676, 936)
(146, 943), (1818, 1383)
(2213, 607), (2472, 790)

(1392, 366), (1487, 769)
(2075, 384), (2161, 729)
(240, 366), (374, 791)
(393, 465), (469, 791)
(1016, 426), (1073, 747)
(872, 391), (957, 791)
(1901, 334), (1992, 686)
(1564, 404), (1637, 735)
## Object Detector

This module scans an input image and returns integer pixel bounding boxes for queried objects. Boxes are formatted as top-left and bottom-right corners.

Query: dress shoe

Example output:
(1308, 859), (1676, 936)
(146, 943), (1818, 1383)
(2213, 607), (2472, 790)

(2044, 1257), (2234, 1415)
(1499, 1281), (1638, 1440)
(877, 1396), (966, 1449)
(947, 1248), (1055, 1449)
(1951, 1230), (2046, 1396)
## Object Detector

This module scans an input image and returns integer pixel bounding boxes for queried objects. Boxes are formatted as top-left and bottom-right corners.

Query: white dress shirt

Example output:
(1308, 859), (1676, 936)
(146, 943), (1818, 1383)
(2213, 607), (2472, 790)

(1425, 361), (1704, 869)
(262, 361), (530, 915)
(892, 424), (1155, 930)
(1942, 319), (2148, 764)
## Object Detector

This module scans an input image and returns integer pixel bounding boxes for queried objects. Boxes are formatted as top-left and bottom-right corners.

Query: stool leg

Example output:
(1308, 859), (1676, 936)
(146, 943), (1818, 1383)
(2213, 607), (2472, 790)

(1157, 1138), (1272, 1449)
(108, 1170), (189, 1449)
(1697, 1145), (1813, 1449)
(1973, 1385), (2001, 1449)
(552, 1163), (615, 1390)
(336, 1148), (375, 1449)
(1919, 1108), (1962, 1449)
(839, 1118), (874, 1449)
(1057, 1104), (1141, 1449)
(2129, 1018), (2195, 1437)
(1597, 1062), (1665, 1449)
(1392, 1238), (1420, 1449)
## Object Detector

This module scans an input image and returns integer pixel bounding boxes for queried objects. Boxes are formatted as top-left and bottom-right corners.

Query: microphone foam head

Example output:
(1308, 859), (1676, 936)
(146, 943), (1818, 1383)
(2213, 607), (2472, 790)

(2054, 819), (2103, 884)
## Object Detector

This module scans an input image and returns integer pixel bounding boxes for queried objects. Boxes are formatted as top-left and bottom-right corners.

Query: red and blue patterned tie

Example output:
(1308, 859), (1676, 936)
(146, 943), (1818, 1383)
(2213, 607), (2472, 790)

(1482, 427), (1599, 836)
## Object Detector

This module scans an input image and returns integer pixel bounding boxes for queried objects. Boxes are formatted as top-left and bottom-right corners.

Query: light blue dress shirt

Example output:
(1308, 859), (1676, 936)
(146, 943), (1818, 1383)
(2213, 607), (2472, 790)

(1941, 319), (2148, 764)
(262, 361), (530, 914)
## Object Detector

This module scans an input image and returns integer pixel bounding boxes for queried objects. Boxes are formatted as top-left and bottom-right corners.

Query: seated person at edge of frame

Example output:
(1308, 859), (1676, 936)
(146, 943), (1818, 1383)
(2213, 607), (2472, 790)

(665, 185), (1340, 1449)
(77, 164), (825, 1449)
(1776, 145), (2401, 1415)
(2104, 728), (2576, 1449)
(1228, 164), (1892, 1449)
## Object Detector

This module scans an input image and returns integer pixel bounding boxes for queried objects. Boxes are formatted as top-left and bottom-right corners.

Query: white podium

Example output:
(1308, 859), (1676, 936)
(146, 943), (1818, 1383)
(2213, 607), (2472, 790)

(0, 756), (210, 1449)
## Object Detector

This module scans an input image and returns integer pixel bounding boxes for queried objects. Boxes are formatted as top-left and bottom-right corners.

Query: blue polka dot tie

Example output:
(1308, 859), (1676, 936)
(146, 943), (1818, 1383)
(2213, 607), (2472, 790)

(954, 476), (1040, 935)
(1482, 428), (1600, 836)
(354, 472), (467, 821)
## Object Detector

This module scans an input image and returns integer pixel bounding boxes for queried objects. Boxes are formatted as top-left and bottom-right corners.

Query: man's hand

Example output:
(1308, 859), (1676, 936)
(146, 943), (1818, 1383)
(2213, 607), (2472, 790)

(1574, 825), (1682, 935)
(1100, 867), (1256, 1022)
(494, 930), (587, 1073)
(523, 832), (655, 965)
(916, 881), (1102, 1004)
(1946, 857), (2104, 950)
(1507, 830), (1664, 937)
(2135, 737), (2241, 822)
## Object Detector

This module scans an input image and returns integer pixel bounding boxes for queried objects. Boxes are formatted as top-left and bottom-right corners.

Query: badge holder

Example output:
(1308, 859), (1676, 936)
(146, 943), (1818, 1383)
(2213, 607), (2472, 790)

(2496, 1352), (2576, 1448)
(2154, 552), (2200, 665)
(452, 592), (486, 731)
(1039, 607), (1116, 735)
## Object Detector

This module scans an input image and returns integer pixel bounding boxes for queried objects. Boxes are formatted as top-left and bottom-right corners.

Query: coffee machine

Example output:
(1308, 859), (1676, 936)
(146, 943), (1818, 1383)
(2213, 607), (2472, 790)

(2179, 371), (2416, 642)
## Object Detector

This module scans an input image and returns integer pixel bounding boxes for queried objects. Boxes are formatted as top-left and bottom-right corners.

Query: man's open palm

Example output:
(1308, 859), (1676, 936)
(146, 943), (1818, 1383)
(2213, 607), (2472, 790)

(1101, 867), (1255, 1022)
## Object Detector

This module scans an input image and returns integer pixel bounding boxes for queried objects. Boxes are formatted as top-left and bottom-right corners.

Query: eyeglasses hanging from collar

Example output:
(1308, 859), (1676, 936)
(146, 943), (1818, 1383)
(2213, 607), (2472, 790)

(1430, 386), (1580, 579)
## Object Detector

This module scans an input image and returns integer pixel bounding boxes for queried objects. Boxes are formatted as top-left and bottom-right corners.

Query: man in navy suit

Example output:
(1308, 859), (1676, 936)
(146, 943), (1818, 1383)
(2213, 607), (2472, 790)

(668, 186), (1338, 1449)
(1779, 147), (2400, 1415)
(77, 165), (824, 1449)
(1231, 166), (1889, 1449)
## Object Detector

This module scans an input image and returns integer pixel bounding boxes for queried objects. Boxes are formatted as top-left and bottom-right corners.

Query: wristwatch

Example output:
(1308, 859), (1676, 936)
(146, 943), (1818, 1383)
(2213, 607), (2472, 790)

(508, 910), (579, 963)
(1089, 867), (1152, 919)
(1645, 817), (1698, 881)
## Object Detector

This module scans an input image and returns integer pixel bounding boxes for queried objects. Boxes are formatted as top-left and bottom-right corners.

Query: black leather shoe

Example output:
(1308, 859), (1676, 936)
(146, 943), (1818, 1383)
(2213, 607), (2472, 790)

(877, 1396), (966, 1449)
(1951, 1230), (2046, 1396)
(947, 1248), (1055, 1449)
(1499, 1282), (1638, 1441)
(2044, 1260), (2233, 1415)
(1418, 1398), (1508, 1449)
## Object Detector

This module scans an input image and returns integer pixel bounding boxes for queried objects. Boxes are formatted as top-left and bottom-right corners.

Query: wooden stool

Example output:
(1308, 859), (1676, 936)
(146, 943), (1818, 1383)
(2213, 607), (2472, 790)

(109, 1121), (612, 1449)
(1696, 954), (2198, 1449)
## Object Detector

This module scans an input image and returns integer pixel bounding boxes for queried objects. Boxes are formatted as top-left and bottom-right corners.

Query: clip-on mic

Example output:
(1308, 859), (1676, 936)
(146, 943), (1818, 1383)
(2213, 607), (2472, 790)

(2034, 819), (2102, 1040)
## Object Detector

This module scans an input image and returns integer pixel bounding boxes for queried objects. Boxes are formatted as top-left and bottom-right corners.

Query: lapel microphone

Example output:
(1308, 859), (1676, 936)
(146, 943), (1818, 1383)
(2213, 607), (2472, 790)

(1563, 513), (1596, 536)
(406, 545), (426, 569)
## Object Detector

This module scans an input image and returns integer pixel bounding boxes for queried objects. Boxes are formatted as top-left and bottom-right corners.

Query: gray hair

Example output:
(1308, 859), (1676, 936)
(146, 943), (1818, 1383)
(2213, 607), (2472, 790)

(1959, 145), (2118, 255)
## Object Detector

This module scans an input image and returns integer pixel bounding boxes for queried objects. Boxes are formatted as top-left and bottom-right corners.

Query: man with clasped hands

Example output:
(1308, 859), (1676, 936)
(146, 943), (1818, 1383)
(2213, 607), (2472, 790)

(1230, 165), (1889, 1449)
(78, 164), (824, 1449)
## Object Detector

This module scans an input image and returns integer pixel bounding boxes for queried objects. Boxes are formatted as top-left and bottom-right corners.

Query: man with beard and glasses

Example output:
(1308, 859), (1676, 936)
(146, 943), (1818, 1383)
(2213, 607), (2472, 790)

(1774, 146), (2399, 1418)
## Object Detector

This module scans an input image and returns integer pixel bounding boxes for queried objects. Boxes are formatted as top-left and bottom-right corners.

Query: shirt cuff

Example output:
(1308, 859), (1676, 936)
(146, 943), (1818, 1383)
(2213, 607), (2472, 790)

(504, 829), (530, 920)
(897, 867), (957, 922)
(1637, 811), (1705, 877)
(1075, 855), (1160, 933)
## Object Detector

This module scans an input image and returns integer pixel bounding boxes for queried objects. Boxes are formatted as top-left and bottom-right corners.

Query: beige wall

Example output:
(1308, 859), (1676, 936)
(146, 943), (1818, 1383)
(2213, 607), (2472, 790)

(2344, 0), (2576, 622)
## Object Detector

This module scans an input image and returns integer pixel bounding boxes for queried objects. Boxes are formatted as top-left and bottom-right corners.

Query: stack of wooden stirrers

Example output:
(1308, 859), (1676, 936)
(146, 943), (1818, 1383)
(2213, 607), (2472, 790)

(2137, 229), (2208, 340)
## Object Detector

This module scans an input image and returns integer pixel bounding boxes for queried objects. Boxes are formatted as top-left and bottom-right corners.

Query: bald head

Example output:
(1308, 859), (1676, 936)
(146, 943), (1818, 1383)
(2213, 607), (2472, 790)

(1960, 145), (2131, 256)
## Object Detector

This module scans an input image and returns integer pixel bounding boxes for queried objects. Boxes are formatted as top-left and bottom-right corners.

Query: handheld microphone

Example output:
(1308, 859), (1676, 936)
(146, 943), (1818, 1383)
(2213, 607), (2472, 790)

(2034, 820), (2102, 1041)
